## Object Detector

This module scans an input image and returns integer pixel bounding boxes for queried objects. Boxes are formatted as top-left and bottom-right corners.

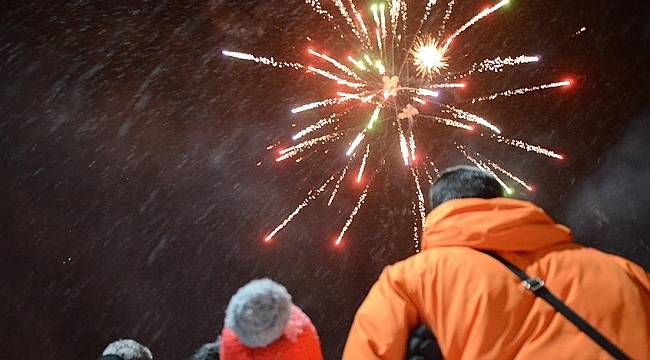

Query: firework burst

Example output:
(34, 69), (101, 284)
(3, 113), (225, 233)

(411, 35), (449, 78)
(222, 0), (570, 249)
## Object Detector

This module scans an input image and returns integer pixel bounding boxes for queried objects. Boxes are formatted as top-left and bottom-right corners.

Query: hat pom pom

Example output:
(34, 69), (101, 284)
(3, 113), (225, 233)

(224, 278), (292, 348)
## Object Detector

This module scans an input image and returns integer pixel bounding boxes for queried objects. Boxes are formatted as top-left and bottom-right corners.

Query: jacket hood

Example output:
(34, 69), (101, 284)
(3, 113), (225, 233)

(422, 198), (572, 252)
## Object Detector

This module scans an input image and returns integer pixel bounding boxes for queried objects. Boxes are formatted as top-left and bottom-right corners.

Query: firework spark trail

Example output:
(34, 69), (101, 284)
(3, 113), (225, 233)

(471, 81), (571, 103)
(389, 0), (401, 38)
(380, 4), (388, 50)
(442, 0), (510, 51)
(408, 128), (417, 161)
(291, 97), (349, 113)
(347, 131), (367, 156)
(265, 175), (335, 242)
(425, 162), (440, 185)
(400, 1), (408, 35)
(293, 111), (347, 140)
(410, 166), (428, 253)
(431, 116), (474, 130)
(427, 83), (465, 88)
(445, 106), (501, 133)
(489, 160), (533, 191)
(305, 0), (336, 24)
(492, 134), (564, 159)
(412, 97), (426, 104)
(411, 202), (420, 252)
(334, 0), (366, 47)
(416, 88), (439, 98)
(439, 0), (456, 38)
(308, 48), (363, 80)
(222, 51), (303, 69)
(337, 91), (374, 102)
(348, 0), (372, 47)
(447, 55), (539, 80)
(335, 182), (370, 245)
(276, 133), (341, 162)
(357, 144), (371, 182)
(397, 121), (410, 165)
(307, 66), (364, 88)
(367, 106), (381, 129)
(376, 28), (384, 57)
(458, 145), (512, 193)
(328, 166), (349, 206)
(411, 167), (427, 229)
(421, 0), (439, 26)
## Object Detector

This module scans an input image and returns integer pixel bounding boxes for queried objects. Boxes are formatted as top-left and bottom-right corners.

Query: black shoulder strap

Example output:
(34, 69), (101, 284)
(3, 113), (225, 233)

(480, 250), (632, 360)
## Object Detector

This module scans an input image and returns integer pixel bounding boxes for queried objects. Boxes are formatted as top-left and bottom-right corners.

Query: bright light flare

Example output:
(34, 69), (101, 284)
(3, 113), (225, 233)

(417, 88), (439, 97)
(411, 35), (448, 78)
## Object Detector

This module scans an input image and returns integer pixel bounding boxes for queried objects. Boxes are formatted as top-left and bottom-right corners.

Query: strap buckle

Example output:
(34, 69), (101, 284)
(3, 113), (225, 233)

(523, 277), (545, 292)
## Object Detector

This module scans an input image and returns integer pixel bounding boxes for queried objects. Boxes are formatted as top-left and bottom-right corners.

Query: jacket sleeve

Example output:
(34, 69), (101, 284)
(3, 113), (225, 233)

(342, 263), (419, 360)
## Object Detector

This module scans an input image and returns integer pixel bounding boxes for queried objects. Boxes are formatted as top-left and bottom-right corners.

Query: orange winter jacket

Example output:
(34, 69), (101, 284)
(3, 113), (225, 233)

(342, 198), (650, 360)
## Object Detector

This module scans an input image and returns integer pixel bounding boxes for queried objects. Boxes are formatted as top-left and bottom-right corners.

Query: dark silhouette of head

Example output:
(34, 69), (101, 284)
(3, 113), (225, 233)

(428, 165), (505, 210)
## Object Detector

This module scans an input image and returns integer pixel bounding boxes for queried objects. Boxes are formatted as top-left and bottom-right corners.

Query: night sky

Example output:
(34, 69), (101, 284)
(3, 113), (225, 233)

(1, 1), (649, 359)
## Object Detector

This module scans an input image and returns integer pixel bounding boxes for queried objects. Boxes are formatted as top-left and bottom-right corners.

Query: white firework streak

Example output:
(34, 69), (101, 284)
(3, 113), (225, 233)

(425, 162), (440, 184)
(397, 121), (410, 165)
(408, 128), (417, 161)
(471, 81), (571, 103)
(457, 145), (512, 193)
(328, 166), (349, 206)
(305, 0), (336, 24)
(346, 131), (366, 156)
(348, 0), (372, 47)
(411, 201), (420, 252)
(222, 50), (303, 69)
(492, 134), (564, 159)
(448, 55), (539, 80)
(430, 116), (474, 130)
(333, 0), (366, 46)
(442, 0), (510, 51)
(409, 166), (428, 253)
(276, 133), (341, 161)
(308, 48), (363, 80)
(421, 0), (439, 26)
(291, 97), (350, 114)
(389, 0), (401, 37)
(335, 182), (370, 245)
(264, 175), (335, 242)
(380, 4), (388, 43)
(293, 111), (348, 140)
(356, 144), (371, 182)
(445, 106), (501, 133)
(439, 0), (455, 38)
(411, 167), (427, 230)
(489, 160), (533, 191)
(307, 66), (364, 88)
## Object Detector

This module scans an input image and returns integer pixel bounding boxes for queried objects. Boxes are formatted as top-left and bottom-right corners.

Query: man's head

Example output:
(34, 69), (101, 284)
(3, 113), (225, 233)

(189, 338), (220, 360)
(428, 165), (505, 210)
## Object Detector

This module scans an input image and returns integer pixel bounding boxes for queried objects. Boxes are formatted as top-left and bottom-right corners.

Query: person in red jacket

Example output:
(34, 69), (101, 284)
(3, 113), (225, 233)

(342, 165), (650, 360)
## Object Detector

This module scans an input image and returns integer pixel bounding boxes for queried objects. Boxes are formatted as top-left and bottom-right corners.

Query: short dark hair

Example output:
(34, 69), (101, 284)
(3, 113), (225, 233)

(189, 340), (220, 360)
(428, 165), (505, 209)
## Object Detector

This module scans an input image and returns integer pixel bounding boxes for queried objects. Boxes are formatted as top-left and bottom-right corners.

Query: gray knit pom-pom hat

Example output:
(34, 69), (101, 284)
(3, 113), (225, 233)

(223, 278), (292, 348)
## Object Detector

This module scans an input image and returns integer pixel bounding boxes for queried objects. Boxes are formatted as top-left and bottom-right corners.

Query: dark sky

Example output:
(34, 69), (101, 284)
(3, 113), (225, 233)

(1, 0), (649, 359)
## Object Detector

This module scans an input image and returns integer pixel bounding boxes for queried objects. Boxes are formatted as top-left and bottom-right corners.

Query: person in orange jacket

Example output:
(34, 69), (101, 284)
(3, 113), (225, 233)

(342, 165), (650, 360)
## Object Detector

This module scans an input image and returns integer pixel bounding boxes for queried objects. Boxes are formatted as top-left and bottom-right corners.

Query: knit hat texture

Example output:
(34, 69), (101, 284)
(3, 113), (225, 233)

(220, 278), (323, 360)
(101, 339), (153, 360)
